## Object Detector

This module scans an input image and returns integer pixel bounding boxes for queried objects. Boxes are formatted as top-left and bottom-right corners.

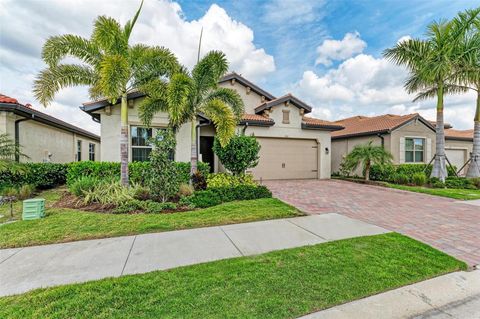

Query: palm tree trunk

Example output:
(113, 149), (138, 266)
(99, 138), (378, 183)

(466, 89), (480, 178)
(365, 160), (371, 181)
(431, 84), (447, 182)
(120, 93), (129, 186)
(190, 119), (197, 180)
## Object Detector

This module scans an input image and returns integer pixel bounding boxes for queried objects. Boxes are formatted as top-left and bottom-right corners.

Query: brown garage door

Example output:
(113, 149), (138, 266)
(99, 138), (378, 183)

(248, 138), (318, 180)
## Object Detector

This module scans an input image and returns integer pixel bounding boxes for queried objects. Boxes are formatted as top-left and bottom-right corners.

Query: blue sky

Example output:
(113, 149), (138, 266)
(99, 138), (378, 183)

(0, 0), (479, 133)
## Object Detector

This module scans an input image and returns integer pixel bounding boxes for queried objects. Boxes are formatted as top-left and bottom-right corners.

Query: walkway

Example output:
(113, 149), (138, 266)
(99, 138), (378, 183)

(265, 179), (480, 267)
(0, 213), (388, 297)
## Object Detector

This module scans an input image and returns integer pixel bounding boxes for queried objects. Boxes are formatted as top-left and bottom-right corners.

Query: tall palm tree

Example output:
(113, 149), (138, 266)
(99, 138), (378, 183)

(453, 9), (480, 177)
(33, 1), (179, 185)
(342, 141), (393, 181)
(384, 14), (478, 182)
(140, 51), (244, 177)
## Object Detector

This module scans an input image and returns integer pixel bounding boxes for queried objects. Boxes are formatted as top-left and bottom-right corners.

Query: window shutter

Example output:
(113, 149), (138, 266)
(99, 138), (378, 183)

(399, 137), (405, 163)
(426, 138), (432, 162)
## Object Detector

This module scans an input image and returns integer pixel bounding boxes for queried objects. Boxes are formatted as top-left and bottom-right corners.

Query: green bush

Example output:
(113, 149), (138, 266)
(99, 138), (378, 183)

(113, 199), (177, 214)
(69, 176), (101, 197)
(66, 161), (209, 186)
(182, 190), (222, 208)
(0, 163), (67, 190)
(429, 177), (446, 188)
(212, 134), (260, 175)
(82, 181), (144, 206)
(411, 172), (427, 186)
(370, 164), (457, 182)
(445, 177), (477, 189)
(206, 173), (256, 188)
(393, 173), (409, 185)
(191, 170), (207, 191)
(182, 185), (272, 208)
(470, 177), (480, 189)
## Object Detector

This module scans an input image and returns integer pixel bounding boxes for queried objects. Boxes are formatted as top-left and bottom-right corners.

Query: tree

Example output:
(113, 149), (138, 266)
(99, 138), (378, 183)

(342, 141), (393, 181)
(453, 9), (480, 177)
(148, 129), (179, 202)
(0, 133), (28, 174)
(33, 1), (179, 186)
(139, 51), (244, 178)
(212, 134), (260, 175)
(383, 12), (479, 182)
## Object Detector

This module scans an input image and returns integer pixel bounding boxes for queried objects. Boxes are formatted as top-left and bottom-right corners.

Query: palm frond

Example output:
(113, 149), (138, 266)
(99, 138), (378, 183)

(166, 73), (194, 127)
(92, 15), (127, 54)
(130, 45), (179, 88)
(124, 0), (144, 39)
(42, 35), (101, 68)
(204, 87), (244, 120)
(201, 99), (236, 147)
(192, 51), (228, 94)
(99, 55), (130, 102)
(33, 64), (96, 106)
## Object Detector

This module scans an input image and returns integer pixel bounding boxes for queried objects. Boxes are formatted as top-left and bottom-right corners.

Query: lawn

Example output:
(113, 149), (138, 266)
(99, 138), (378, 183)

(0, 233), (466, 319)
(386, 183), (480, 200)
(0, 190), (302, 248)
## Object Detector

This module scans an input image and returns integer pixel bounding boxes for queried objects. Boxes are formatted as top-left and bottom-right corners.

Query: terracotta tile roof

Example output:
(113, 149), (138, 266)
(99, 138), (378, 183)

(302, 117), (344, 130)
(428, 120), (452, 129)
(241, 113), (273, 123)
(445, 128), (474, 141)
(0, 93), (19, 104)
(332, 113), (428, 138)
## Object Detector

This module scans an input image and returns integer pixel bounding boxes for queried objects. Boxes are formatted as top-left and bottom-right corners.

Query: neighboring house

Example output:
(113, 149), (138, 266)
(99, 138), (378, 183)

(0, 94), (100, 163)
(81, 72), (343, 180)
(331, 113), (474, 175)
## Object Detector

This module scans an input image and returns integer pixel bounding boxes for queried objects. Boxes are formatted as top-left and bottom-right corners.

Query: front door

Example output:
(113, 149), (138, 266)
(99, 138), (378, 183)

(200, 136), (215, 173)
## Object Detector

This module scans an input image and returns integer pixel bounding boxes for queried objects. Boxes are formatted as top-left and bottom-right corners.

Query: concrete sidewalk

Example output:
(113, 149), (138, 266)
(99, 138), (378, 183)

(301, 270), (480, 319)
(0, 213), (388, 297)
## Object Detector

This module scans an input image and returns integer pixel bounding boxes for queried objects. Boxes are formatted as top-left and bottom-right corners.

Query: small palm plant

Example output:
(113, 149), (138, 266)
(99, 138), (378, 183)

(0, 133), (28, 173)
(140, 51), (244, 176)
(342, 141), (393, 181)
(33, 1), (179, 186)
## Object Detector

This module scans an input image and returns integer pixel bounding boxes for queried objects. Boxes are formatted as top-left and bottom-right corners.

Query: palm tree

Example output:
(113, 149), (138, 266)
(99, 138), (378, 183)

(453, 9), (480, 177)
(342, 141), (393, 181)
(0, 133), (28, 174)
(139, 51), (244, 177)
(383, 13), (479, 182)
(33, 1), (179, 185)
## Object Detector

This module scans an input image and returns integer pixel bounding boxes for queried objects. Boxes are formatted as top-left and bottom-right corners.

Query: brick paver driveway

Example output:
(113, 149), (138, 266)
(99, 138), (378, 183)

(265, 179), (480, 267)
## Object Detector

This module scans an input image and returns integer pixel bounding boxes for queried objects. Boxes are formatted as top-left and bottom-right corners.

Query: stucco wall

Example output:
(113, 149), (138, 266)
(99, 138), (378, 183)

(94, 97), (191, 162)
(1, 111), (100, 163)
(218, 81), (268, 114)
(331, 135), (383, 175)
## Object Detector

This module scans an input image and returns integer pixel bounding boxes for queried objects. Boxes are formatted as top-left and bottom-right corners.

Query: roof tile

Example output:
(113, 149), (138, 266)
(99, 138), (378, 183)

(445, 128), (474, 140)
(0, 93), (19, 104)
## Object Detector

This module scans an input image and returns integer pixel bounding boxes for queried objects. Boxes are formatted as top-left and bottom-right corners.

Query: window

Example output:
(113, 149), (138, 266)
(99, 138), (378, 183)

(405, 138), (424, 163)
(77, 140), (82, 161)
(89, 143), (95, 161)
(131, 126), (152, 162)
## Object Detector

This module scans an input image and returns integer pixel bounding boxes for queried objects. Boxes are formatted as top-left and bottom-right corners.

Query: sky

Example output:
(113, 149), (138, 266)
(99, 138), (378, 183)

(1, 0), (479, 135)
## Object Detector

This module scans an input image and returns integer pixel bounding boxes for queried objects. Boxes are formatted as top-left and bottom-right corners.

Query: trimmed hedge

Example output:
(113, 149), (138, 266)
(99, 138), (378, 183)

(66, 161), (210, 185)
(182, 185), (272, 208)
(369, 164), (457, 182)
(0, 163), (68, 190)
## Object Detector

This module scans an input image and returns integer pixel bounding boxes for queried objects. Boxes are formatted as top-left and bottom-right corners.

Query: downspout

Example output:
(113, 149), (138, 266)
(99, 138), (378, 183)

(14, 115), (33, 162)
(377, 133), (385, 148)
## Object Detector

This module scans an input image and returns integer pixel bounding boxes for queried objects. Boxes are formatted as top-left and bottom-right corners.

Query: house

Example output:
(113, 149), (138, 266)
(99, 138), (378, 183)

(0, 94), (101, 163)
(81, 73), (343, 180)
(330, 113), (474, 175)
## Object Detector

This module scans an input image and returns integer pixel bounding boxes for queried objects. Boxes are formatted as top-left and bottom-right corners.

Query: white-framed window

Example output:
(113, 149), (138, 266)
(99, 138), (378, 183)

(89, 143), (95, 161)
(130, 126), (170, 162)
(77, 140), (82, 161)
(405, 137), (425, 163)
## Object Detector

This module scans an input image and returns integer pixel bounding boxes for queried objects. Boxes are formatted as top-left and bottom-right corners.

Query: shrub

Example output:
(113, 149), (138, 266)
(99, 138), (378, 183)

(470, 177), (480, 189)
(69, 176), (101, 197)
(178, 184), (194, 197)
(148, 129), (179, 202)
(132, 184), (151, 200)
(191, 170), (207, 191)
(83, 181), (141, 206)
(0, 163), (67, 190)
(445, 177), (476, 189)
(66, 161), (209, 186)
(113, 199), (178, 214)
(182, 185), (272, 208)
(206, 173), (256, 188)
(212, 134), (260, 175)
(429, 177), (446, 188)
(182, 190), (221, 208)
(369, 164), (457, 182)
(18, 184), (34, 200)
(393, 173), (409, 185)
(1, 187), (18, 197)
(411, 172), (427, 186)
(113, 199), (145, 214)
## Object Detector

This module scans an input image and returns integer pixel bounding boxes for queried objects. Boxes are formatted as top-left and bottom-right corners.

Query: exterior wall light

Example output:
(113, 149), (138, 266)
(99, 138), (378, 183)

(325, 147), (329, 155)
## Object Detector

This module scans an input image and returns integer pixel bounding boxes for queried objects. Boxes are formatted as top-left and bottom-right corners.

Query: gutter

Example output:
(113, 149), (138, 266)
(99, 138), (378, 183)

(14, 115), (34, 162)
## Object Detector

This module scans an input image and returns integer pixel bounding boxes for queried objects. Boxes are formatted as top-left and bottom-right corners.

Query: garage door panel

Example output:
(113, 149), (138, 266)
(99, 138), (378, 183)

(249, 138), (318, 180)
(446, 149), (467, 175)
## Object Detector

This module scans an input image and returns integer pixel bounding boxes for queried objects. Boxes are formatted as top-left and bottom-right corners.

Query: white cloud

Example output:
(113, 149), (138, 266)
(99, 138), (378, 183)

(315, 32), (367, 66)
(0, 0), (275, 134)
(397, 35), (412, 44)
(264, 0), (326, 25)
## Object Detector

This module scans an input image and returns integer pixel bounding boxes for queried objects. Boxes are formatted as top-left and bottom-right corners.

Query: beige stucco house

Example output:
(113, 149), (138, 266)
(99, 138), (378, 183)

(330, 113), (474, 175)
(0, 94), (100, 163)
(81, 73), (343, 180)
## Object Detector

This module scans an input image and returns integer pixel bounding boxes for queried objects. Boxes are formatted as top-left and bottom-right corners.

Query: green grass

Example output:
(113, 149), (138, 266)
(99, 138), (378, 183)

(0, 189), (62, 223)
(386, 183), (480, 200)
(0, 233), (466, 319)
(0, 195), (302, 248)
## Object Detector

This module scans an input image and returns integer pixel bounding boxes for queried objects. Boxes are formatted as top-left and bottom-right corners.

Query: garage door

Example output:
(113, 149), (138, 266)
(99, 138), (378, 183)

(248, 138), (318, 180)
(446, 149), (467, 175)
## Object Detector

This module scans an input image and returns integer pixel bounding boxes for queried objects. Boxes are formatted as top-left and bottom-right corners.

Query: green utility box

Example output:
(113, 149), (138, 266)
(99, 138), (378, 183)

(22, 198), (46, 220)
